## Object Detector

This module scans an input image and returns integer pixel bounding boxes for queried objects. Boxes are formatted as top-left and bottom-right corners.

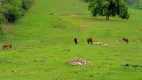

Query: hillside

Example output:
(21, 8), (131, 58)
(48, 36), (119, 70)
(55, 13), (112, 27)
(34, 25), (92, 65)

(0, 0), (142, 80)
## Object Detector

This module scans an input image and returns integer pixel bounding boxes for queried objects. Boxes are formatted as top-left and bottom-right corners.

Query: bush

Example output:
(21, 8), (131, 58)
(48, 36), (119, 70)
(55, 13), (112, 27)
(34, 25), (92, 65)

(0, 0), (33, 23)
(22, 0), (34, 11)
(1, 3), (21, 22)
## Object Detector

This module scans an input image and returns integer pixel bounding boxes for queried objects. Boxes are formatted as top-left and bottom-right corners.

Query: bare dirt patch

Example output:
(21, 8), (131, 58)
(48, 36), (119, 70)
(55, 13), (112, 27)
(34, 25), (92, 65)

(67, 58), (91, 66)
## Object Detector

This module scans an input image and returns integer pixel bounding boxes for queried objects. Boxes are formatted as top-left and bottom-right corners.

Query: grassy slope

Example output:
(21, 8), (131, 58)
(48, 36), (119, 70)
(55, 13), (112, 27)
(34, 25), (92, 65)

(0, 0), (142, 80)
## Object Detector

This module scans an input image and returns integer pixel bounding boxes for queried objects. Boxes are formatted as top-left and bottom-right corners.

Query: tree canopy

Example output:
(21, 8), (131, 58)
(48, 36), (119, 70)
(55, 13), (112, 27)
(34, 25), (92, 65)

(88, 0), (130, 20)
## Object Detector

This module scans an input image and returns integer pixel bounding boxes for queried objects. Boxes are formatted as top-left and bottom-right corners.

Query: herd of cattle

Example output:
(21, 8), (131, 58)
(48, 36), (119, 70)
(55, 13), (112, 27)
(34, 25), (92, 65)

(74, 37), (129, 44)
(2, 37), (128, 49)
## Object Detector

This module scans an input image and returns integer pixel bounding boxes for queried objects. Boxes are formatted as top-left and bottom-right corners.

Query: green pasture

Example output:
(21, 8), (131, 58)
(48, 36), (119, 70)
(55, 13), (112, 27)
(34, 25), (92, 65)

(0, 0), (142, 80)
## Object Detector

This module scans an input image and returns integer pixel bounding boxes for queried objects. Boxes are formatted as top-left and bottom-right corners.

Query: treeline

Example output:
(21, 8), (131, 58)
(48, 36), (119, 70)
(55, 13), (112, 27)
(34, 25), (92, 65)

(0, 0), (33, 23)
(82, 0), (141, 7)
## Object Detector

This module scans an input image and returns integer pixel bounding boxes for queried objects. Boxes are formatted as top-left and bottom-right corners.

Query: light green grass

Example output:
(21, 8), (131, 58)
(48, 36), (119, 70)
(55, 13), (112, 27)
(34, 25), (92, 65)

(0, 0), (142, 80)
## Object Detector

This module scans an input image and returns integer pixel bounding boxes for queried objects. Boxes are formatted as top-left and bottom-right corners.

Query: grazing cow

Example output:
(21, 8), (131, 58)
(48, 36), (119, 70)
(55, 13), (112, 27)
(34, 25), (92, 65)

(117, 38), (129, 44)
(122, 38), (129, 43)
(74, 38), (78, 44)
(3, 43), (12, 49)
(87, 37), (93, 44)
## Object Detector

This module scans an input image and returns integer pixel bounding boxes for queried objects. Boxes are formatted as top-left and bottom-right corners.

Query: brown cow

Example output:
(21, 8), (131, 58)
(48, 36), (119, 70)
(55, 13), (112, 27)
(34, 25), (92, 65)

(117, 38), (129, 44)
(122, 38), (129, 43)
(74, 38), (78, 44)
(87, 37), (93, 44)
(3, 43), (12, 49)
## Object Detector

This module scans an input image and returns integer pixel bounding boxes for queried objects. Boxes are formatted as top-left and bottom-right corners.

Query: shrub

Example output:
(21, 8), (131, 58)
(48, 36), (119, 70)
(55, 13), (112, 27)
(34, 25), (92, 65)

(0, 0), (34, 23)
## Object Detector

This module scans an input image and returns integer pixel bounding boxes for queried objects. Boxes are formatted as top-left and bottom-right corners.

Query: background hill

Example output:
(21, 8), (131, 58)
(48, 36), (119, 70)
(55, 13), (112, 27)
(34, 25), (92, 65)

(0, 0), (142, 80)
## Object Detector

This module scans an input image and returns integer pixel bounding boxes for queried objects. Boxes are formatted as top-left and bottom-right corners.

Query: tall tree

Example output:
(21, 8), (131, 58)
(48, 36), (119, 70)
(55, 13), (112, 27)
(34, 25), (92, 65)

(88, 0), (130, 20)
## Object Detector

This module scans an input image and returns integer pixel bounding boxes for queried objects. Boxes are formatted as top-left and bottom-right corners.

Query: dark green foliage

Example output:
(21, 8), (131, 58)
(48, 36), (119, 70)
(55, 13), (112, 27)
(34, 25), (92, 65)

(118, 0), (130, 19)
(84, 0), (90, 2)
(22, 0), (34, 10)
(1, 3), (21, 22)
(0, 0), (33, 23)
(88, 0), (130, 20)
(82, 0), (93, 2)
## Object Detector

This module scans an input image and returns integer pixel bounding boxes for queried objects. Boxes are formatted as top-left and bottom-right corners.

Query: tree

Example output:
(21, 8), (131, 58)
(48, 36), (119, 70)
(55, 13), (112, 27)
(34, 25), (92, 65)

(1, 3), (21, 23)
(88, 0), (130, 20)
(0, 0), (33, 23)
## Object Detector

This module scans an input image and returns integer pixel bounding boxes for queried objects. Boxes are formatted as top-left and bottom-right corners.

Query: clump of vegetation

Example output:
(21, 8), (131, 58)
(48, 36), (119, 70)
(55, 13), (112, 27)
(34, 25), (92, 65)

(0, 0), (34, 23)
(88, 0), (130, 20)
(22, 0), (34, 11)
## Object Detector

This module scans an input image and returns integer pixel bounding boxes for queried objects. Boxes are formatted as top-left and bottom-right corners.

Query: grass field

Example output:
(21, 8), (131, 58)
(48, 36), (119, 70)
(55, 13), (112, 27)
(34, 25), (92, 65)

(0, 0), (142, 80)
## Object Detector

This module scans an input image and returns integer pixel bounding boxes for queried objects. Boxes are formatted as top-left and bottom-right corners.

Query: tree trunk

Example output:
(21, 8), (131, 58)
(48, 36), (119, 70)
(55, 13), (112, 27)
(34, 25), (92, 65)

(106, 15), (109, 20)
